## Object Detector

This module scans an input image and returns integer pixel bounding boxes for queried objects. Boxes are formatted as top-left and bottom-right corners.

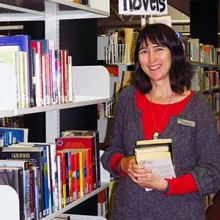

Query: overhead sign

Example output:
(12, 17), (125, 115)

(149, 16), (172, 27)
(119, 0), (168, 15)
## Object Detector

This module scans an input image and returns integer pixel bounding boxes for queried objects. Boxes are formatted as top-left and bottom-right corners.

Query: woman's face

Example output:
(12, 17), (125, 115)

(138, 39), (172, 83)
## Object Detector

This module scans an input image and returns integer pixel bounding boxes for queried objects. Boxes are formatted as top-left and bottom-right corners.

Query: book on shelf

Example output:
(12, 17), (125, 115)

(0, 45), (21, 109)
(35, 39), (52, 106)
(19, 50), (30, 109)
(48, 40), (57, 105)
(0, 160), (31, 220)
(0, 47), (19, 111)
(42, 39), (51, 106)
(57, 151), (67, 208)
(57, 154), (63, 210)
(0, 127), (28, 145)
(58, 149), (72, 204)
(0, 146), (48, 218)
(67, 55), (74, 103)
(31, 41), (43, 107)
(13, 141), (59, 214)
(0, 35), (32, 108)
(61, 50), (68, 104)
(123, 28), (134, 63)
(55, 50), (62, 104)
(71, 148), (88, 198)
(60, 130), (101, 189)
(135, 139), (175, 191)
(189, 38), (200, 62)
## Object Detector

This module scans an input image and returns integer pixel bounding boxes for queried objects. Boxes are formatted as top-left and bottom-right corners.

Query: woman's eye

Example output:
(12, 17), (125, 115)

(156, 47), (164, 52)
(140, 50), (148, 55)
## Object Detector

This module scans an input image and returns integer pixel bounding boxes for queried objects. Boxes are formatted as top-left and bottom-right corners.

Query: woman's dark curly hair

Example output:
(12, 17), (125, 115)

(134, 23), (193, 94)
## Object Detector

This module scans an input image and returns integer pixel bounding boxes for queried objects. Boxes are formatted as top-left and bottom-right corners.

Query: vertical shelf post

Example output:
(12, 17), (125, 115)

(44, 0), (60, 142)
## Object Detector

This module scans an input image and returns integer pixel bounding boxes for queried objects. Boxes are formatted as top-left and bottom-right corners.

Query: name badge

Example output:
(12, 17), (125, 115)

(177, 118), (195, 127)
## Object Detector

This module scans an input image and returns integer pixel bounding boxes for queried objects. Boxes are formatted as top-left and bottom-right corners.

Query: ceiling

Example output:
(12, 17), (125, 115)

(97, 0), (220, 36)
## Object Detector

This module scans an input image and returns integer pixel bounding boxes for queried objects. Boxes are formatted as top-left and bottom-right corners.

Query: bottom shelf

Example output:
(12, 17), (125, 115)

(42, 182), (109, 220)
(0, 183), (109, 220)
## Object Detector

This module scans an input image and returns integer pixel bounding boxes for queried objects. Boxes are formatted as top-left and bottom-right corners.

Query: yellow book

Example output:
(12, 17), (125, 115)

(68, 148), (88, 198)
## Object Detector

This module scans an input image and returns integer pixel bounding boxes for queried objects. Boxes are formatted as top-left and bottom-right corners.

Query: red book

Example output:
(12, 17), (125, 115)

(61, 50), (68, 103)
(75, 152), (80, 199)
(31, 41), (43, 106)
(56, 151), (67, 207)
(71, 151), (77, 201)
(56, 136), (96, 193)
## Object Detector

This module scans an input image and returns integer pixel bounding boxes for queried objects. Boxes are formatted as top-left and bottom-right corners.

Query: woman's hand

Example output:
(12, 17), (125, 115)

(120, 156), (168, 192)
(137, 173), (168, 192)
(120, 156), (150, 183)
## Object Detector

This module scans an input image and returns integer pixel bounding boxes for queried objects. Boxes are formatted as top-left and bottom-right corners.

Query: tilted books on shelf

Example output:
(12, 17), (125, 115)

(135, 139), (175, 191)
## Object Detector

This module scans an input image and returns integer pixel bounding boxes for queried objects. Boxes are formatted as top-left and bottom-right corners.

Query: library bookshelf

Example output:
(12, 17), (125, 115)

(0, 65), (111, 220)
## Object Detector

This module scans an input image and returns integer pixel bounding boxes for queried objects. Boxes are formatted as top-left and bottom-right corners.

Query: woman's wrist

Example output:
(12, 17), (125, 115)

(116, 157), (125, 172)
(163, 180), (169, 194)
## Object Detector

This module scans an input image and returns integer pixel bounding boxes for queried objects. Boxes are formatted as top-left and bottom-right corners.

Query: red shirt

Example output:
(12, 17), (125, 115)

(136, 89), (194, 140)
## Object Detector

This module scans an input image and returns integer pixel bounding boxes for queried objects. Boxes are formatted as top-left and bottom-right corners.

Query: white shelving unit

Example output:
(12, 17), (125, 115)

(0, 0), (109, 22)
(0, 65), (111, 219)
(0, 1), (110, 219)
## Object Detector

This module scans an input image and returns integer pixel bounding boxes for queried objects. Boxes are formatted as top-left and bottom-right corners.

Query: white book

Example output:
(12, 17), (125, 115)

(0, 45), (20, 109)
(34, 53), (42, 107)
(19, 51), (30, 109)
(68, 55), (74, 102)
(42, 55), (46, 106)
(0, 48), (19, 111)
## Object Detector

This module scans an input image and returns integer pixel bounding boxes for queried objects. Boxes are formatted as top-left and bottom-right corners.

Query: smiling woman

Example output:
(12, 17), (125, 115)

(101, 23), (220, 220)
(138, 41), (172, 83)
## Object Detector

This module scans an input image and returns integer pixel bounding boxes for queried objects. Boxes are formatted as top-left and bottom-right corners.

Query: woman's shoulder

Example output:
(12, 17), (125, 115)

(190, 91), (213, 112)
(191, 91), (209, 103)
(119, 85), (136, 97)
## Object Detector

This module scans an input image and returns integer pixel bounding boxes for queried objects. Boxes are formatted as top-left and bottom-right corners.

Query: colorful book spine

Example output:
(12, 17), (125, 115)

(57, 151), (66, 207)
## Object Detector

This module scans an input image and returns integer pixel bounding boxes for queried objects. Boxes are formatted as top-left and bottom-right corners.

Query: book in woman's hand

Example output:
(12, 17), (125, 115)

(135, 139), (176, 191)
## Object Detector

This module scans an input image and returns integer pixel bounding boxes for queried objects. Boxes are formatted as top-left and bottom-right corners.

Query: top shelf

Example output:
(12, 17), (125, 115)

(0, 0), (110, 21)
(0, 65), (111, 118)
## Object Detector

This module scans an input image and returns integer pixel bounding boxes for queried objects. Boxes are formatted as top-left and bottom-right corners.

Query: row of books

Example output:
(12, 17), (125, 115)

(191, 67), (220, 92)
(183, 38), (219, 65)
(0, 116), (25, 128)
(0, 35), (74, 110)
(0, 127), (28, 147)
(204, 92), (220, 114)
(0, 130), (101, 220)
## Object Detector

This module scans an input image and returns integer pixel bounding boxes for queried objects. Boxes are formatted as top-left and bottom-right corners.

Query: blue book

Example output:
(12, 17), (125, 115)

(0, 127), (28, 144)
(0, 35), (32, 107)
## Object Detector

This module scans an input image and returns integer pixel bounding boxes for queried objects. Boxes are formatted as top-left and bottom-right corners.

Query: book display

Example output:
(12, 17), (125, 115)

(0, 1), (110, 220)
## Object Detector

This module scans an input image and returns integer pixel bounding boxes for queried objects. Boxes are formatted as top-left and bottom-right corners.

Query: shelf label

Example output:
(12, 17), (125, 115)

(119, 0), (168, 15)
